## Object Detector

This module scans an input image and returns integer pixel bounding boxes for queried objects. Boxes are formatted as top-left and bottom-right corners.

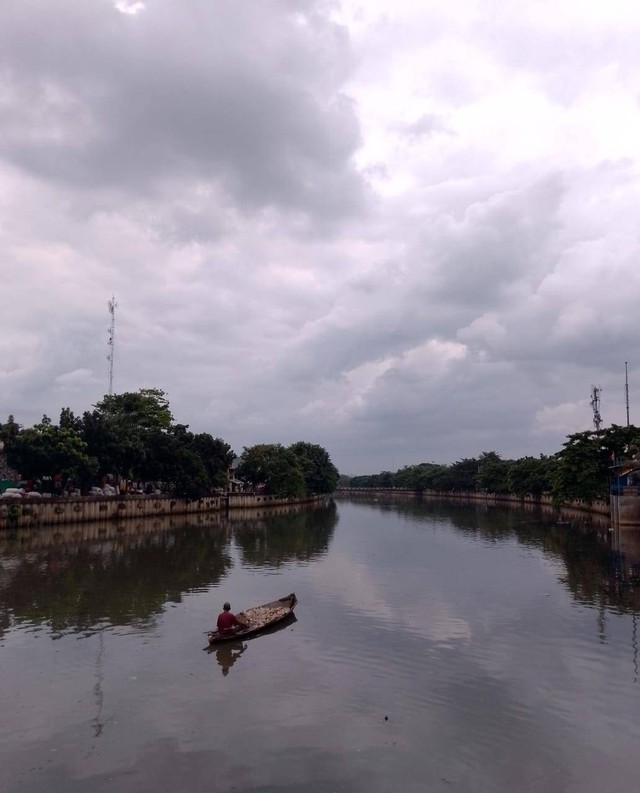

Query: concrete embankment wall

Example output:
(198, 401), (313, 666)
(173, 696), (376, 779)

(0, 492), (326, 530)
(0, 500), (329, 553)
(336, 488), (611, 517)
(611, 486), (640, 528)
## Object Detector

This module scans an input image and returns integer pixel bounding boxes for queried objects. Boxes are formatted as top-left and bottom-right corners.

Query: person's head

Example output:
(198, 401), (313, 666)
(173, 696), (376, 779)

(223, 602), (231, 611)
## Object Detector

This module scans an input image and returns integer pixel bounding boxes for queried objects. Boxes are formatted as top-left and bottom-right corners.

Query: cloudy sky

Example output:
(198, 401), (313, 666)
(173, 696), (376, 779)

(1, 0), (639, 474)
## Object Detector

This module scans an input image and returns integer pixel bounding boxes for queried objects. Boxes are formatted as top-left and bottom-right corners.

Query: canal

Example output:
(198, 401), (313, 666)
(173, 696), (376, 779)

(1, 497), (640, 792)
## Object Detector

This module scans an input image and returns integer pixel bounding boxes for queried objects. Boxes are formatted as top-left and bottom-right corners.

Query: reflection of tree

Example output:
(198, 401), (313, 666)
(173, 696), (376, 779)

(349, 497), (640, 616)
(0, 525), (233, 637)
(233, 502), (338, 568)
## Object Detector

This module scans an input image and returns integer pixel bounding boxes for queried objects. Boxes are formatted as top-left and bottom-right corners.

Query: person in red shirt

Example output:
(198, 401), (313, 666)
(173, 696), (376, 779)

(217, 602), (247, 634)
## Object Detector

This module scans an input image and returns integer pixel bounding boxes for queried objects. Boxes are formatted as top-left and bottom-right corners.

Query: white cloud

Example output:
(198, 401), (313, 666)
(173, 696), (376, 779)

(54, 369), (96, 388)
(534, 401), (592, 436)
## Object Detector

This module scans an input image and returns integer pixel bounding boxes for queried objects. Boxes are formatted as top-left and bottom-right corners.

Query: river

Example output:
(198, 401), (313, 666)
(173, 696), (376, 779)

(1, 497), (640, 792)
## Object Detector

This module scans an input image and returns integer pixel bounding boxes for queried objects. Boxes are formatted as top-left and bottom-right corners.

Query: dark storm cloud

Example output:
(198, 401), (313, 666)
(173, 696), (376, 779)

(2, 0), (640, 474)
(0, 0), (364, 222)
(427, 175), (564, 309)
(272, 173), (566, 387)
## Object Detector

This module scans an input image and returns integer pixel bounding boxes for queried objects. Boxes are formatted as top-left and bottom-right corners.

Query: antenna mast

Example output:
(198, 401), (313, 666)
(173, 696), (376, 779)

(590, 385), (602, 431)
(107, 296), (117, 396)
(625, 362), (630, 427)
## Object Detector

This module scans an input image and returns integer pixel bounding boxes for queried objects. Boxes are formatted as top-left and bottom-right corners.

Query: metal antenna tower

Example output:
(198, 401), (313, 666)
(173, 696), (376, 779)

(625, 362), (630, 427)
(107, 296), (117, 396)
(590, 385), (602, 431)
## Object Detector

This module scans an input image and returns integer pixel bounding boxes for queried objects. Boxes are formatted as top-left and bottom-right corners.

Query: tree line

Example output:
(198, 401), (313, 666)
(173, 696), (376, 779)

(341, 425), (640, 505)
(0, 388), (339, 499)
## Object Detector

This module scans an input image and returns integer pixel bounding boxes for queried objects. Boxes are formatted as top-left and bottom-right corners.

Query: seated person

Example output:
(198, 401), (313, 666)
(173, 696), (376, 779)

(217, 602), (247, 634)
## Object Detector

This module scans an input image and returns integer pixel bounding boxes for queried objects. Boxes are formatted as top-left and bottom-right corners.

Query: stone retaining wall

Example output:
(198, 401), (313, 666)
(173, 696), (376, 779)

(0, 492), (327, 530)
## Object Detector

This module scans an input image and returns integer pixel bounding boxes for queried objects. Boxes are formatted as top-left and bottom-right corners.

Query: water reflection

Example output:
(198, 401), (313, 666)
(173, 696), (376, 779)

(213, 640), (247, 676)
(205, 613), (298, 674)
(335, 495), (640, 617)
(0, 503), (337, 639)
(232, 500), (338, 568)
(0, 524), (233, 638)
(4, 498), (640, 793)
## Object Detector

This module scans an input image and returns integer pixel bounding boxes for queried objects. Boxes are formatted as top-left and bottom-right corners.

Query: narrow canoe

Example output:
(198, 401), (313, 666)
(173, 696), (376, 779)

(206, 593), (298, 646)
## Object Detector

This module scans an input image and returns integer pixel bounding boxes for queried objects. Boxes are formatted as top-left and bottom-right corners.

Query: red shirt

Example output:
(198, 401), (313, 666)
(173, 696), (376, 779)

(217, 611), (241, 633)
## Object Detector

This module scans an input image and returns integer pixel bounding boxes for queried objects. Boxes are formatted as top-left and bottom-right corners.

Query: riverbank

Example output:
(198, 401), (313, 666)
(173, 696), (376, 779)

(0, 492), (327, 530)
(337, 487), (610, 513)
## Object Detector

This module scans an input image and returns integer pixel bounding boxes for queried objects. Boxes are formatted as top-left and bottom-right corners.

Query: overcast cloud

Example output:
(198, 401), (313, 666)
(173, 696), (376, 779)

(1, 0), (639, 474)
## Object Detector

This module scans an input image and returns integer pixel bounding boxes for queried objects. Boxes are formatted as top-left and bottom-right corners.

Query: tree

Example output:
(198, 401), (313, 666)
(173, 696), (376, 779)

(288, 442), (339, 494)
(4, 419), (97, 487)
(170, 447), (211, 499)
(414, 463), (451, 492)
(3, 392), (237, 498)
(0, 415), (21, 446)
(144, 428), (235, 497)
(81, 407), (145, 480)
(191, 433), (235, 490)
(59, 407), (82, 432)
(446, 458), (479, 491)
(476, 451), (513, 494)
(94, 388), (174, 432)
(84, 389), (175, 480)
(237, 444), (306, 498)
(508, 456), (553, 498)
(551, 425), (640, 504)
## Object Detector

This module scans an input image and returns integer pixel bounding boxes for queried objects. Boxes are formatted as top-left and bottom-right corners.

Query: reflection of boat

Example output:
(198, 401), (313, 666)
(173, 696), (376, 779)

(206, 593), (298, 646)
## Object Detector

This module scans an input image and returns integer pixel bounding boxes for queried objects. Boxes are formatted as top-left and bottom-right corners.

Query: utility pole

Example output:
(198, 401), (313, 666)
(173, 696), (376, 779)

(590, 385), (602, 431)
(107, 296), (117, 396)
(625, 362), (630, 427)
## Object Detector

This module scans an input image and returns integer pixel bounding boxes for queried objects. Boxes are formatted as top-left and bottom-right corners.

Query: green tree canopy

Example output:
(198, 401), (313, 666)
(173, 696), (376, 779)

(476, 451), (513, 494)
(94, 388), (174, 433)
(191, 433), (235, 489)
(83, 388), (174, 478)
(237, 444), (306, 498)
(508, 456), (553, 498)
(551, 425), (640, 504)
(4, 420), (97, 487)
(3, 390), (235, 499)
(288, 441), (339, 494)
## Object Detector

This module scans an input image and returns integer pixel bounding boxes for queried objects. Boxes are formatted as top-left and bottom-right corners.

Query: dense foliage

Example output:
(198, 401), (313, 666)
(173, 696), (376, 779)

(237, 441), (339, 498)
(5, 387), (638, 504)
(342, 424), (640, 504)
(1, 389), (234, 498)
(1, 390), (341, 500)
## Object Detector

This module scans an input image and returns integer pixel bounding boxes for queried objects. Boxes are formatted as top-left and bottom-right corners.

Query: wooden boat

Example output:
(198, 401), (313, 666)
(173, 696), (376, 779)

(206, 593), (298, 646)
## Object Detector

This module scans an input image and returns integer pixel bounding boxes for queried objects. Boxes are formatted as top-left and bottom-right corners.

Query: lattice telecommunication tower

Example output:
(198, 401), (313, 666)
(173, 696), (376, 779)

(625, 362), (630, 427)
(107, 296), (117, 396)
(590, 385), (602, 431)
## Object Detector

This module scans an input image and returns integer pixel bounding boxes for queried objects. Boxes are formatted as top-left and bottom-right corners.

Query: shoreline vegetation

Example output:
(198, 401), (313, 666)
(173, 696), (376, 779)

(340, 426), (640, 508)
(3, 387), (640, 528)
(0, 388), (339, 504)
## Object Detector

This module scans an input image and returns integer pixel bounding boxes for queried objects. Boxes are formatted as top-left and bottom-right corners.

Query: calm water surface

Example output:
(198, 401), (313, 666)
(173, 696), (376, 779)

(1, 498), (640, 793)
